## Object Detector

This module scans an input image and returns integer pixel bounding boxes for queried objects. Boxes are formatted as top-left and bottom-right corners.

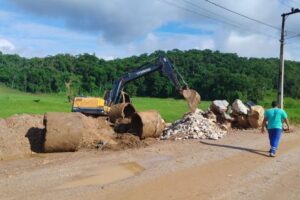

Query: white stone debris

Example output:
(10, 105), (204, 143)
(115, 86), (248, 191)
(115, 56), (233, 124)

(211, 100), (229, 114)
(232, 99), (249, 115)
(161, 109), (226, 141)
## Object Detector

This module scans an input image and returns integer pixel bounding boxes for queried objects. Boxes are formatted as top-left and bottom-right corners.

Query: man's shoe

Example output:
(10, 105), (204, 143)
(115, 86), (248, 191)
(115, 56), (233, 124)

(270, 152), (276, 157)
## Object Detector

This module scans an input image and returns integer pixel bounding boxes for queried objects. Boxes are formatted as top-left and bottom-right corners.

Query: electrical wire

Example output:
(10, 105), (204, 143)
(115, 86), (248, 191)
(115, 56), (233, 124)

(205, 0), (281, 31)
(279, 0), (293, 8)
(204, 0), (300, 37)
(290, 0), (300, 7)
(180, 0), (233, 21)
(161, 0), (239, 28)
(158, 0), (300, 62)
(286, 33), (300, 40)
(160, 0), (279, 39)
(180, 0), (280, 38)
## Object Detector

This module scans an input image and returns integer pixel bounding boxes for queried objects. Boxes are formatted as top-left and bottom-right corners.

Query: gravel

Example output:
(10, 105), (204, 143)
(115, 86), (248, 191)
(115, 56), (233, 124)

(161, 109), (226, 140)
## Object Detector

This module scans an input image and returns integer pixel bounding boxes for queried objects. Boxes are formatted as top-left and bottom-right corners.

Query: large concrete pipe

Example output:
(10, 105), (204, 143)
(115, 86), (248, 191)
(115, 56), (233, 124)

(108, 103), (136, 123)
(131, 110), (165, 139)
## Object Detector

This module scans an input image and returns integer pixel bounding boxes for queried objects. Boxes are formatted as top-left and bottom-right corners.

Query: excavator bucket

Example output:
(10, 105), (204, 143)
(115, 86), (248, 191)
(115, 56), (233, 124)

(182, 89), (201, 113)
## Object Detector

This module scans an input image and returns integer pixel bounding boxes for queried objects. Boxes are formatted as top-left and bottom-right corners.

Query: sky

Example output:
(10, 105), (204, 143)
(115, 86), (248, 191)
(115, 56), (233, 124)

(0, 0), (300, 60)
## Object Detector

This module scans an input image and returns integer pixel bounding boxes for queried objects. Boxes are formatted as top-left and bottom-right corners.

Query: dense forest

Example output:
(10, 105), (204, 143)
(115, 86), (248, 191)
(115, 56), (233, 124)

(0, 49), (299, 102)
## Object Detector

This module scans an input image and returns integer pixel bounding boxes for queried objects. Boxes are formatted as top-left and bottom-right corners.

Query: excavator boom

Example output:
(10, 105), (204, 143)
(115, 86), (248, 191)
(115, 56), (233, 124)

(106, 56), (187, 105)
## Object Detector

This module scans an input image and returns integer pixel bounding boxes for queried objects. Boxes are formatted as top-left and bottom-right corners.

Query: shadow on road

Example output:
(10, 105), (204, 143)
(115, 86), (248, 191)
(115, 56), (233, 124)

(200, 141), (270, 157)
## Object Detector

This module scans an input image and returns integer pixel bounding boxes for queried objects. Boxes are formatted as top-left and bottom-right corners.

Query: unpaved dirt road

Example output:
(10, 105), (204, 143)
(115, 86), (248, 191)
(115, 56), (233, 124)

(1, 129), (300, 200)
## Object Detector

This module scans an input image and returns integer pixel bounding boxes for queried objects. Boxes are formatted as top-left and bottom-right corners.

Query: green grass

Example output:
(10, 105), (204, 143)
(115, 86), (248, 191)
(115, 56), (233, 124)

(132, 97), (210, 122)
(0, 85), (209, 122)
(0, 85), (71, 118)
(258, 91), (300, 124)
(1, 85), (299, 123)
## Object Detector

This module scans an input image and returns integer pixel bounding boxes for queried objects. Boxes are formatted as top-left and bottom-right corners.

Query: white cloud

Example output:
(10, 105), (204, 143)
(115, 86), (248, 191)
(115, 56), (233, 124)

(94, 32), (215, 60)
(0, 38), (15, 52)
(217, 31), (278, 58)
(1, 0), (300, 60)
(8, 0), (178, 44)
(8, 0), (286, 43)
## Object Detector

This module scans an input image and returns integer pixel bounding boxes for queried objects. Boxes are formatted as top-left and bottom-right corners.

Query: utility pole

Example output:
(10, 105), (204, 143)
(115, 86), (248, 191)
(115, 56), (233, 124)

(278, 8), (300, 109)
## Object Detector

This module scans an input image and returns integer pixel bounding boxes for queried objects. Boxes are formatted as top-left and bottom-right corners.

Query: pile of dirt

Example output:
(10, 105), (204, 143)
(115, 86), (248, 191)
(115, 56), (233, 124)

(161, 109), (226, 140)
(0, 114), (44, 160)
(0, 112), (159, 160)
(104, 133), (147, 150)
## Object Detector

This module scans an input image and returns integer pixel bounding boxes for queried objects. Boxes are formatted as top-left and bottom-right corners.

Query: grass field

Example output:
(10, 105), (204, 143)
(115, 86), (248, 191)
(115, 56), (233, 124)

(0, 85), (299, 123)
(258, 91), (300, 124)
(0, 85), (70, 118)
(0, 85), (209, 122)
(132, 97), (210, 122)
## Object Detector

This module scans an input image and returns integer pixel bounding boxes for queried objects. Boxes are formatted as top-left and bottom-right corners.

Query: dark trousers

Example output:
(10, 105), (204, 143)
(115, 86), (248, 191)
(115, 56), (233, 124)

(268, 128), (282, 153)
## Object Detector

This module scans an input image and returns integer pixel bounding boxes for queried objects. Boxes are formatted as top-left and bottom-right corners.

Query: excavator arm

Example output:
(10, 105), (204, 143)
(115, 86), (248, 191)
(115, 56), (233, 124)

(106, 56), (188, 105)
(72, 55), (200, 115)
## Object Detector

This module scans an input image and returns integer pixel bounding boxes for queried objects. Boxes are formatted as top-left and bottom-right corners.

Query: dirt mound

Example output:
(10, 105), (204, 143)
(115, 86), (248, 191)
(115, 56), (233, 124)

(44, 112), (115, 152)
(0, 113), (117, 159)
(0, 112), (159, 160)
(105, 133), (151, 151)
(0, 114), (44, 160)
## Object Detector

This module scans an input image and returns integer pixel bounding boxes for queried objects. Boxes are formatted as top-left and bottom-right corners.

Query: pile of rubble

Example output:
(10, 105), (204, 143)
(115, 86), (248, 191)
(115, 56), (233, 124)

(161, 109), (226, 140)
(209, 99), (265, 129)
(161, 99), (265, 141)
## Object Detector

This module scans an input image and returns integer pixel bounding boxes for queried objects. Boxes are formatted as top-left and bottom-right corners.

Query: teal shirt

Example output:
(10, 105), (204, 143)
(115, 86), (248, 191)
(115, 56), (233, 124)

(264, 108), (287, 129)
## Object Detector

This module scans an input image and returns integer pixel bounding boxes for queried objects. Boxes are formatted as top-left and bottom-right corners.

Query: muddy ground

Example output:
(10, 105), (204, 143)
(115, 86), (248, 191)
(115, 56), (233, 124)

(1, 128), (299, 200)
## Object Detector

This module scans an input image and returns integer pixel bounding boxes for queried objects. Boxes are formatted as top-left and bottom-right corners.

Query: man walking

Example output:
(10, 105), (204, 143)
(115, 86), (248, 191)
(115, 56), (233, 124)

(261, 101), (289, 157)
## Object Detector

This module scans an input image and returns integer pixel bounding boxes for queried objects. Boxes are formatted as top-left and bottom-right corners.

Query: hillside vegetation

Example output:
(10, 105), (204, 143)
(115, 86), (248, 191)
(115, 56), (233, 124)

(1, 49), (299, 103)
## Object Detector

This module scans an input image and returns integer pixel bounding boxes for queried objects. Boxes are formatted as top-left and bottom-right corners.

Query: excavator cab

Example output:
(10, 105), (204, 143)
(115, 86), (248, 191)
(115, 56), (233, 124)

(72, 96), (106, 115)
(104, 90), (131, 106)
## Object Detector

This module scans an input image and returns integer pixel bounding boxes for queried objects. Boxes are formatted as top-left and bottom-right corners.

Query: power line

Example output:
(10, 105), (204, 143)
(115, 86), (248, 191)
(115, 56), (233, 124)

(290, 0), (300, 7)
(279, 0), (293, 8)
(179, 0), (260, 31)
(285, 41), (300, 46)
(181, 0), (271, 32)
(160, 0), (278, 39)
(181, 0), (280, 38)
(205, 0), (281, 31)
(162, 0), (248, 30)
(205, 0), (300, 36)
(286, 33), (300, 40)
(180, 0), (232, 20)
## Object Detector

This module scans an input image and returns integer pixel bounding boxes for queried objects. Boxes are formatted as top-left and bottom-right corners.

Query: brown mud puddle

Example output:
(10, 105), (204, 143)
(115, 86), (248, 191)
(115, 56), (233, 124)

(57, 162), (144, 189)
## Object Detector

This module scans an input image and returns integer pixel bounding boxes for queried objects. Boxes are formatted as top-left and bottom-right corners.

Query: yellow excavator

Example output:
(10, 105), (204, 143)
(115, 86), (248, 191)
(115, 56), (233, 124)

(72, 56), (200, 115)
